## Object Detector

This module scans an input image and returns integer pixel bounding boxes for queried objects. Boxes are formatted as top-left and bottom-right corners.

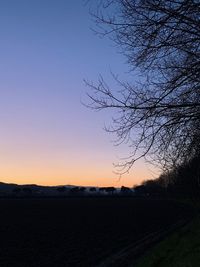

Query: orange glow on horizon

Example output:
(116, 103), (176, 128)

(0, 126), (159, 188)
(0, 158), (158, 188)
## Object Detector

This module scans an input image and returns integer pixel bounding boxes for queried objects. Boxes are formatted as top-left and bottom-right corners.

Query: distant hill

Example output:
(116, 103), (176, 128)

(0, 182), (76, 197)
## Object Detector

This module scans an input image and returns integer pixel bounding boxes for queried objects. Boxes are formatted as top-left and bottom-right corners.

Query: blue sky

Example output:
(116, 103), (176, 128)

(0, 1), (157, 186)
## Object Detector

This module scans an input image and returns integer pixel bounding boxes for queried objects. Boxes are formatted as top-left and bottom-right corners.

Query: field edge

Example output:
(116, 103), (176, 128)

(134, 207), (200, 267)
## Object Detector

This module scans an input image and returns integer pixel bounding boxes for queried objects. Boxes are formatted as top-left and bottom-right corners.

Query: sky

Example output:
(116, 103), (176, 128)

(0, 0), (158, 187)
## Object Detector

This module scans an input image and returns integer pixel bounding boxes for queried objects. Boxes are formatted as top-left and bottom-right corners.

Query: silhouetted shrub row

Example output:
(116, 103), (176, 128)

(9, 185), (134, 198)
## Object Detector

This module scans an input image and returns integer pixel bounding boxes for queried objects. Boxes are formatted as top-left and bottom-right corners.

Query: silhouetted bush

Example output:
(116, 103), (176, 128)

(70, 187), (80, 195)
(57, 187), (66, 193)
(120, 186), (132, 195)
(89, 187), (96, 192)
(105, 187), (116, 195)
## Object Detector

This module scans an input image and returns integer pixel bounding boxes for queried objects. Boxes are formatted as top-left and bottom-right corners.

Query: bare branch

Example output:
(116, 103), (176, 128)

(86, 0), (200, 173)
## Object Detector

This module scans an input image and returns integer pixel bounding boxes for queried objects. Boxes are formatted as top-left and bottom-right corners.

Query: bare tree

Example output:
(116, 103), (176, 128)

(86, 0), (200, 173)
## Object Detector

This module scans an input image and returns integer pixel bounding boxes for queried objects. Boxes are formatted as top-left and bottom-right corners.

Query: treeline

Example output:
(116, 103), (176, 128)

(57, 186), (133, 196)
(134, 154), (200, 199)
(5, 185), (134, 198)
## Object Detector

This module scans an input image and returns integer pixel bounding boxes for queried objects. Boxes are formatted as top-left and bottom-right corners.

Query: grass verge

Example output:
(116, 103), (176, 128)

(135, 214), (200, 267)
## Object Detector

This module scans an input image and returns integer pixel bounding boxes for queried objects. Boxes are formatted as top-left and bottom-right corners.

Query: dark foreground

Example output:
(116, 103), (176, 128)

(0, 197), (193, 267)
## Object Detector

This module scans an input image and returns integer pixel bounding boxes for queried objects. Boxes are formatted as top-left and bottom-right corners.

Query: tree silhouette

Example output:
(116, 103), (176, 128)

(105, 187), (116, 194)
(70, 187), (81, 195)
(89, 187), (97, 192)
(87, 0), (200, 173)
(57, 186), (66, 193)
(120, 186), (132, 195)
(79, 187), (86, 193)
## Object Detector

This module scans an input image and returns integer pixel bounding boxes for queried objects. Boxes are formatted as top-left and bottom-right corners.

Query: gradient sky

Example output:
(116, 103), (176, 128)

(0, 0), (159, 187)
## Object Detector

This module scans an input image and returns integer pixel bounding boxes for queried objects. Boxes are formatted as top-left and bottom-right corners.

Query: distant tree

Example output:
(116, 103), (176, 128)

(105, 187), (116, 194)
(89, 187), (97, 192)
(79, 187), (86, 193)
(70, 187), (80, 194)
(57, 186), (66, 193)
(120, 186), (132, 195)
(99, 187), (106, 193)
(87, 0), (200, 173)
(99, 187), (105, 191)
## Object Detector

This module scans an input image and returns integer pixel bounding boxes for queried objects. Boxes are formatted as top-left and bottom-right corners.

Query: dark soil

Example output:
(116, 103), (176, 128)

(0, 197), (193, 267)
